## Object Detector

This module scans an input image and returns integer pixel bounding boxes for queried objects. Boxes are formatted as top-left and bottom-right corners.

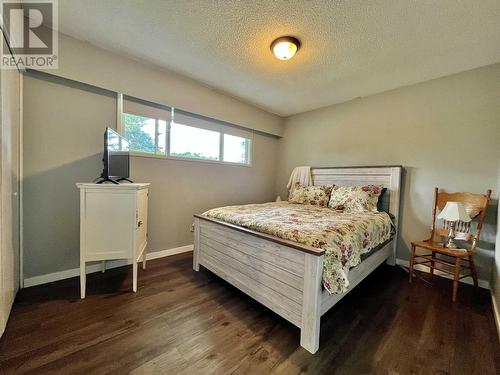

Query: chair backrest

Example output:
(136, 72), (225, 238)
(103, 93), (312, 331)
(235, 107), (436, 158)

(430, 187), (492, 248)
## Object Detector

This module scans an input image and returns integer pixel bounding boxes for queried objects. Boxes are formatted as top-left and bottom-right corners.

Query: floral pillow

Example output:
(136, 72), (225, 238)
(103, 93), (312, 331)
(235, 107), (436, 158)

(288, 183), (333, 207)
(328, 185), (384, 212)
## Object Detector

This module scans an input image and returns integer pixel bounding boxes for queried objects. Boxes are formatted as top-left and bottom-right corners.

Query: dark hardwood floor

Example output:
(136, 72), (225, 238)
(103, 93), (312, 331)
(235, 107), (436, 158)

(0, 252), (498, 374)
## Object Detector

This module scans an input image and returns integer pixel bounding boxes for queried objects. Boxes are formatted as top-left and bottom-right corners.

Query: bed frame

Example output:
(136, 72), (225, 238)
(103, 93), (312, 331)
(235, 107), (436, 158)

(193, 166), (402, 354)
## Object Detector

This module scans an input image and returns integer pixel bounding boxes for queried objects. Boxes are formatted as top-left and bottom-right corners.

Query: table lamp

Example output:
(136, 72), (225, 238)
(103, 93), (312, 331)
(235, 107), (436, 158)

(437, 201), (471, 248)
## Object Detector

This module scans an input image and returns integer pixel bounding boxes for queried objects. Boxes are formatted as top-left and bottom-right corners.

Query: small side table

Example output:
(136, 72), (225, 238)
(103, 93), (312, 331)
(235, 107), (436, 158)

(77, 183), (150, 298)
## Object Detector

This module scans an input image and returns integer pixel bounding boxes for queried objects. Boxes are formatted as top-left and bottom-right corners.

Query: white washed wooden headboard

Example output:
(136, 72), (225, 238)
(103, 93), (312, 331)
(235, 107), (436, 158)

(311, 166), (402, 264)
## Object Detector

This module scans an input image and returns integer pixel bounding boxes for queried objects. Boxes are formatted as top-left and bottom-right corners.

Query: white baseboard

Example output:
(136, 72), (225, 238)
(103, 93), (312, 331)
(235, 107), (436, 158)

(23, 244), (194, 288)
(396, 258), (490, 290)
(145, 244), (193, 260)
(491, 291), (500, 342)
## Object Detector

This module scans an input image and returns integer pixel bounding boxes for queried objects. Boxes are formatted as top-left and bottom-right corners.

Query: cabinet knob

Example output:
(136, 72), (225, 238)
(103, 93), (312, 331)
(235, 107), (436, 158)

(138, 220), (143, 227)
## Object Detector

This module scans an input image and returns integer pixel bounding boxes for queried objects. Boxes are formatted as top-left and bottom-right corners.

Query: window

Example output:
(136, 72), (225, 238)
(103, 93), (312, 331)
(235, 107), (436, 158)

(223, 134), (250, 164)
(170, 122), (220, 160)
(123, 114), (166, 155)
(121, 98), (252, 165)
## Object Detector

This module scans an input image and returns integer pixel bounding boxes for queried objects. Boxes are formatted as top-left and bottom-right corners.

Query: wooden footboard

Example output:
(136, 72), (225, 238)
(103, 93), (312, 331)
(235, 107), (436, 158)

(195, 217), (307, 327)
(195, 216), (325, 353)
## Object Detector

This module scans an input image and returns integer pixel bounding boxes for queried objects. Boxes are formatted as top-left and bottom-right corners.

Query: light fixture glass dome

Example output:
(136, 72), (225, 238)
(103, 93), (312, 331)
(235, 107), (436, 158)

(271, 36), (301, 60)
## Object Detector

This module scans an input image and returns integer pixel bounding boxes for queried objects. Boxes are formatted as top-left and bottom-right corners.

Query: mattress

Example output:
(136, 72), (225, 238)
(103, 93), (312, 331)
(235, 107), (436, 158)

(202, 201), (394, 294)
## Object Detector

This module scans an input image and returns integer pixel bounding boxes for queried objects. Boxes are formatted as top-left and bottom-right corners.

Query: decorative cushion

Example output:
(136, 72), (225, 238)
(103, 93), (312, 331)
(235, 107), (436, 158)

(328, 185), (384, 212)
(288, 183), (333, 207)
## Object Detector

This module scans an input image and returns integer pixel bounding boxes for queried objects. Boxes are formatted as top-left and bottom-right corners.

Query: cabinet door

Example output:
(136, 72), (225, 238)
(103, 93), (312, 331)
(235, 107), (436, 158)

(136, 189), (148, 255)
(84, 191), (135, 260)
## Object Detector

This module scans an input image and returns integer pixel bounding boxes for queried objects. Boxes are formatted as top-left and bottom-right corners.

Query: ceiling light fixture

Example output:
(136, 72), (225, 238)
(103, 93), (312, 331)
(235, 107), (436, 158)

(270, 36), (301, 61)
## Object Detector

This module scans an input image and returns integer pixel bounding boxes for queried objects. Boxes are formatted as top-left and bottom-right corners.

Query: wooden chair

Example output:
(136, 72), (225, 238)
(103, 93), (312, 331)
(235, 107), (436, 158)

(409, 187), (491, 302)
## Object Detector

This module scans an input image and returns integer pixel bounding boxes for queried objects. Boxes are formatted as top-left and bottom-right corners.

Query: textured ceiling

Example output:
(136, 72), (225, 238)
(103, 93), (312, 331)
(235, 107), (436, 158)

(57, 0), (500, 116)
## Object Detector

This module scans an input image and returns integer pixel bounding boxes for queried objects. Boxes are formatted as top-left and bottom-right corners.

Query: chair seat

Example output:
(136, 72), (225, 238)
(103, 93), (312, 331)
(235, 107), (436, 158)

(411, 240), (470, 257)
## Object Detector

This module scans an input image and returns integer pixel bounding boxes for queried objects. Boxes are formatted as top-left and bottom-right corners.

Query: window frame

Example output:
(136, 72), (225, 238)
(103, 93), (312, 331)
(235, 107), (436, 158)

(121, 108), (253, 167)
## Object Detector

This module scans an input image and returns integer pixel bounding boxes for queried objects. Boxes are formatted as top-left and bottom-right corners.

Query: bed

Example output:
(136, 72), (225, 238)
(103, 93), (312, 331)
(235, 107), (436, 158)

(193, 166), (402, 354)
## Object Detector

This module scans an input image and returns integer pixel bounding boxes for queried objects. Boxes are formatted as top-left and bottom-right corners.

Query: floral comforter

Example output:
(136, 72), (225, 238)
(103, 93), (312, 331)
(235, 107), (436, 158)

(202, 202), (393, 294)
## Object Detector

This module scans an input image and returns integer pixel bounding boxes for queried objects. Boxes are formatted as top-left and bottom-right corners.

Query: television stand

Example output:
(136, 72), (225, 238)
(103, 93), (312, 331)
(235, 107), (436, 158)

(95, 177), (119, 185)
(116, 177), (134, 183)
(94, 177), (134, 184)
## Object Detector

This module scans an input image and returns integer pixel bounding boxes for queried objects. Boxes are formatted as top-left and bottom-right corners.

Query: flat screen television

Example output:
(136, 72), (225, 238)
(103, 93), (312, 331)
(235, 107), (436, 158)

(98, 127), (132, 184)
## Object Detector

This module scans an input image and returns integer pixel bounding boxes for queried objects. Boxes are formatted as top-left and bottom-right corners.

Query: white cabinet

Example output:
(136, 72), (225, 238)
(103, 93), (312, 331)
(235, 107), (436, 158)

(76, 183), (150, 298)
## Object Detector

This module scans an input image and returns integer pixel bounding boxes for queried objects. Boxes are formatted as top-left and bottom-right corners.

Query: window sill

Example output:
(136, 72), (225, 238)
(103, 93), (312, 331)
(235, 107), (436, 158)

(129, 151), (252, 167)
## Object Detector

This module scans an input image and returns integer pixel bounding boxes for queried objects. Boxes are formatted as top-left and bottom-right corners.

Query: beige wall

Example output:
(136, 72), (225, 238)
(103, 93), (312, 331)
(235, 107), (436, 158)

(23, 73), (279, 279)
(276, 64), (500, 281)
(23, 74), (117, 278)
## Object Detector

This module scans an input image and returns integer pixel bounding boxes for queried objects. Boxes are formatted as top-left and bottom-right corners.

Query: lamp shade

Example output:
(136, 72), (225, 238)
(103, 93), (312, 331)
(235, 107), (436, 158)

(270, 36), (301, 60)
(437, 201), (471, 222)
